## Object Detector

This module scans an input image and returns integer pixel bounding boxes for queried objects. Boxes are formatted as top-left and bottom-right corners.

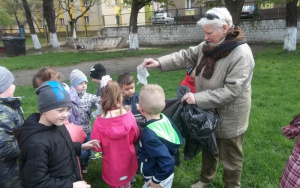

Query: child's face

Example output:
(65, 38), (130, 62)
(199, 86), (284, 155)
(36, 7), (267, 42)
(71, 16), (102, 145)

(0, 84), (15, 97)
(91, 78), (101, 84)
(41, 107), (70, 126)
(120, 82), (135, 98)
(75, 81), (87, 93)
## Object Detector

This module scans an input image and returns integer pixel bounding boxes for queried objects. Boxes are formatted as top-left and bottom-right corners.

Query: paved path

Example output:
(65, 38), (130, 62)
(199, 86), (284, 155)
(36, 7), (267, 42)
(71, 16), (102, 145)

(12, 54), (163, 86)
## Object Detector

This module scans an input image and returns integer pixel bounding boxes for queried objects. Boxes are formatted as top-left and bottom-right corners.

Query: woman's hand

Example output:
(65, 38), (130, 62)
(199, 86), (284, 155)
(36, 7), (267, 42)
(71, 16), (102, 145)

(81, 139), (100, 150)
(145, 179), (164, 188)
(73, 181), (91, 188)
(181, 92), (196, 104)
(142, 58), (160, 68)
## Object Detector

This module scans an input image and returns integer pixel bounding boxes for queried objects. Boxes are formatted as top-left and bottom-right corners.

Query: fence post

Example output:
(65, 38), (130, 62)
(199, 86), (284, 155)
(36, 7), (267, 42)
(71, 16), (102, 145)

(175, 8), (178, 24)
(66, 25), (69, 37)
(19, 28), (24, 37)
(44, 25), (49, 44)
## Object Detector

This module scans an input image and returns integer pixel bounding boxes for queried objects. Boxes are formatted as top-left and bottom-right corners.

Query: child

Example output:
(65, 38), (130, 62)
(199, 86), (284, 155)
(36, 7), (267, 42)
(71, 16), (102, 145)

(69, 69), (101, 172)
(117, 73), (140, 115)
(89, 63), (107, 96)
(0, 66), (24, 188)
(91, 76), (140, 188)
(177, 67), (195, 98)
(279, 114), (300, 187)
(138, 84), (183, 188)
(13, 81), (98, 188)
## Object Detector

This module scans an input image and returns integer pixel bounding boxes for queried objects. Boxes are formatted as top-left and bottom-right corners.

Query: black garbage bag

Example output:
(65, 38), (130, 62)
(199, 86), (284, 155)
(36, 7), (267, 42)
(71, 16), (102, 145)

(163, 98), (185, 136)
(181, 104), (220, 160)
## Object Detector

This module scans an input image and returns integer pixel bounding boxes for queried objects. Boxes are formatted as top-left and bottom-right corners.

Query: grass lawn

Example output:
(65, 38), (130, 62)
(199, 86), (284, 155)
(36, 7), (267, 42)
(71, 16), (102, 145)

(13, 44), (300, 187)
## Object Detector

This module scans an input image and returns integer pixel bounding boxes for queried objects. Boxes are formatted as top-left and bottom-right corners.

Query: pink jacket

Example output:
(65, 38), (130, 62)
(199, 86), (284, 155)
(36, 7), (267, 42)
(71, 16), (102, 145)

(91, 111), (139, 186)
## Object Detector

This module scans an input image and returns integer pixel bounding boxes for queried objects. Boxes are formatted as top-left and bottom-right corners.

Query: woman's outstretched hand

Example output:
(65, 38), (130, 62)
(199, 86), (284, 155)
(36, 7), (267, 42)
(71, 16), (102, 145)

(181, 92), (196, 104)
(142, 58), (160, 68)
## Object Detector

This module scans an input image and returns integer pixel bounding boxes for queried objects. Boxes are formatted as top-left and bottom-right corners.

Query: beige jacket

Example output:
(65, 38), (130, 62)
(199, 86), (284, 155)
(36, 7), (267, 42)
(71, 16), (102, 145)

(158, 42), (255, 139)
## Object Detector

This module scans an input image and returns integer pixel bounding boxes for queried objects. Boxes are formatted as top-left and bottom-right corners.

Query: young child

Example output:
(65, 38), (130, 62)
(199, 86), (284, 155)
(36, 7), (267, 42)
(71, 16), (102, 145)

(91, 76), (140, 188)
(117, 73), (140, 115)
(69, 69), (101, 172)
(279, 114), (300, 187)
(89, 63), (107, 96)
(13, 81), (99, 188)
(0, 66), (24, 188)
(138, 84), (183, 188)
(177, 67), (195, 98)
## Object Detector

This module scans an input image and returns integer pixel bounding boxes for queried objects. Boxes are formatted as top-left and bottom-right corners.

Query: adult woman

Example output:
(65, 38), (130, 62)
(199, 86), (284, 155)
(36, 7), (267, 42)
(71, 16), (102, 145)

(142, 7), (255, 188)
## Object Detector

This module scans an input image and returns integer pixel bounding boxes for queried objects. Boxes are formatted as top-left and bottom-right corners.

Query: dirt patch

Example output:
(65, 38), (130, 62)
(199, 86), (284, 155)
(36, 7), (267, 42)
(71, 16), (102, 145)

(11, 43), (279, 86)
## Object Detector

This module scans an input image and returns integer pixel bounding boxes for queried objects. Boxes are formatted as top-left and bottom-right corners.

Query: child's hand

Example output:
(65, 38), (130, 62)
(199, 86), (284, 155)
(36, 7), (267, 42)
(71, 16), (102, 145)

(81, 139), (100, 150)
(73, 181), (91, 188)
(145, 179), (164, 188)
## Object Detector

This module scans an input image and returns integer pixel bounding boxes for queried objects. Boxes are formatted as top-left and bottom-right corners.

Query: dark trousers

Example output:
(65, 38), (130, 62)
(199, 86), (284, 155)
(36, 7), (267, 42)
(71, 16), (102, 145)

(200, 134), (244, 188)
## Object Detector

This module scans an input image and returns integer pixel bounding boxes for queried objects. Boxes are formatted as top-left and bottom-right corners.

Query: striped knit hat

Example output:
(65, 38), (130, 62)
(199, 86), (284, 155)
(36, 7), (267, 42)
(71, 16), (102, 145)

(69, 69), (88, 88)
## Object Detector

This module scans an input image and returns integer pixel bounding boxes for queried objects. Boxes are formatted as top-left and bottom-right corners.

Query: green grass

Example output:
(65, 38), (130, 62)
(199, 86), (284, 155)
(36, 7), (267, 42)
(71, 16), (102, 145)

(0, 48), (168, 71)
(13, 44), (300, 187)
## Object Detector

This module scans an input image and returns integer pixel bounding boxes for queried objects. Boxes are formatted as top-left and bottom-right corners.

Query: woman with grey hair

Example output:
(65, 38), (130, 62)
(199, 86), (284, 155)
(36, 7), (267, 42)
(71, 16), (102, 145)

(142, 7), (255, 188)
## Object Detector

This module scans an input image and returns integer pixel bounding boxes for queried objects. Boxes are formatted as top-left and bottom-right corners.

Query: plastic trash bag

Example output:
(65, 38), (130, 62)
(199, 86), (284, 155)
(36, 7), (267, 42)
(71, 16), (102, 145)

(163, 98), (185, 136)
(181, 104), (220, 160)
(137, 64), (150, 85)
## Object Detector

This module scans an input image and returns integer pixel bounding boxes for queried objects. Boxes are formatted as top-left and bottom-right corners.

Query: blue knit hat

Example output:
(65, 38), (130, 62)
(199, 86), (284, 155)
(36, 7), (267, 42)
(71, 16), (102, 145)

(0, 66), (14, 94)
(36, 81), (71, 113)
(69, 69), (88, 88)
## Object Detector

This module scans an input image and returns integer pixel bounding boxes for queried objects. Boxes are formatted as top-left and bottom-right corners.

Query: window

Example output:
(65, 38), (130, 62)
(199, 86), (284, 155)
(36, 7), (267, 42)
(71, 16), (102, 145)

(60, 18), (65, 27)
(40, 20), (45, 28)
(83, 0), (87, 6)
(115, 0), (118, 6)
(84, 16), (89, 25)
(115, 15), (119, 25)
(186, 0), (195, 9)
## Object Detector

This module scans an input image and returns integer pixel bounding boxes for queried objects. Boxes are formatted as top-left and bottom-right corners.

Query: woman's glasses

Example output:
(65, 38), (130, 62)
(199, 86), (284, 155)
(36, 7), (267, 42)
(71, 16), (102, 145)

(204, 13), (220, 20)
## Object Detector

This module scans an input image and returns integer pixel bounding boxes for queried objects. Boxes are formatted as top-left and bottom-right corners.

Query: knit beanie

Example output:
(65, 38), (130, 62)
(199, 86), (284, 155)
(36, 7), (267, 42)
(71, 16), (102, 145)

(36, 81), (71, 114)
(90, 63), (106, 80)
(0, 66), (14, 94)
(69, 69), (88, 88)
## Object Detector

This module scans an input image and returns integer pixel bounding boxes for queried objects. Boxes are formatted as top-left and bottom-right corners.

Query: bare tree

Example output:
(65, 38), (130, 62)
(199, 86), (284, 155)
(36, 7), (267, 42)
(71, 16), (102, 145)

(57, 0), (99, 38)
(22, 0), (41, 50)
(43, 0), (59, 48)
(283, 0), (297, 51)
(1, 0), (25, 33)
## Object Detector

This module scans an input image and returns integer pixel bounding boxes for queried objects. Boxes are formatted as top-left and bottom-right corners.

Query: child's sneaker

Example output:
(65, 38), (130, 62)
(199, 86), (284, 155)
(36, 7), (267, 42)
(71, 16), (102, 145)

(90, 151), (102, 160)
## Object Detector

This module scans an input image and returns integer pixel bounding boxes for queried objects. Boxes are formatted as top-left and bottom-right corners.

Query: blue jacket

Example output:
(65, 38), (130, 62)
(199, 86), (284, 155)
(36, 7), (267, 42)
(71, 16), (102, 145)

(123, 92), (140, 115)
(0, 97), (24, 188)
(138, 114), (183, 184)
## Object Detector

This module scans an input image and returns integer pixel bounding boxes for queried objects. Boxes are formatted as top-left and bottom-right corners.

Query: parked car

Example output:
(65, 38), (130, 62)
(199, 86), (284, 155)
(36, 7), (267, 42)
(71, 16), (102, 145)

(241, 5), (256, 19)
(152, 12), (175, 24)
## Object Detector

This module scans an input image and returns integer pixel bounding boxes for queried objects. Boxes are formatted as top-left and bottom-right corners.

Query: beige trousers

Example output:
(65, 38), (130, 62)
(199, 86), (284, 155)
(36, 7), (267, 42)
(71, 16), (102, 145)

(200, 134), (244, 188)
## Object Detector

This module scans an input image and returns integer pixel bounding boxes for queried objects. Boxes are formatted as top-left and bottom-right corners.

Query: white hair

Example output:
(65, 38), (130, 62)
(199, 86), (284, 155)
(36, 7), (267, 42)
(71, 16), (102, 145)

(197, 7), (233, 30)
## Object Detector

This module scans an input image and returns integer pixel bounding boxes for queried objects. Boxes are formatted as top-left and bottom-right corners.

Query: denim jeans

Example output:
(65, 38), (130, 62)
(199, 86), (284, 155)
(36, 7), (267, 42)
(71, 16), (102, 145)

(79, 133), (91, 168)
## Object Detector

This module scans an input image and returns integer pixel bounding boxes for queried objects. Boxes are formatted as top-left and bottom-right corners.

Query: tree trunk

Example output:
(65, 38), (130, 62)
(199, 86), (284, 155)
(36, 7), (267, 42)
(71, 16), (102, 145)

(22, 0), (41, 50)
(128, 0), (151, 50)
(43, 0), (59, 48)
(224, 0), (245, 25)
(283, 0), (297, 51)
(129, 1), (139, 50)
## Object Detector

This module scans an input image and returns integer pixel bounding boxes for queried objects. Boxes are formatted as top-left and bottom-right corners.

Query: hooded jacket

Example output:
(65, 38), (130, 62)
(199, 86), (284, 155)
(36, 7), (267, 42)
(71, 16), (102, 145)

(158, 42), (255, 139)
(91, 111), (139, 187)
(138, 114), (183, 184)
(0, 97), (24, 188)
(13, 113), (81, 188)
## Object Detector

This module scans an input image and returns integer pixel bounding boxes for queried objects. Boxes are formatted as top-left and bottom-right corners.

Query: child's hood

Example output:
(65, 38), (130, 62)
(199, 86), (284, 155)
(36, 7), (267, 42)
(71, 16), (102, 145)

(95, 111), (137, 140)
(13, 113), (54, 148)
